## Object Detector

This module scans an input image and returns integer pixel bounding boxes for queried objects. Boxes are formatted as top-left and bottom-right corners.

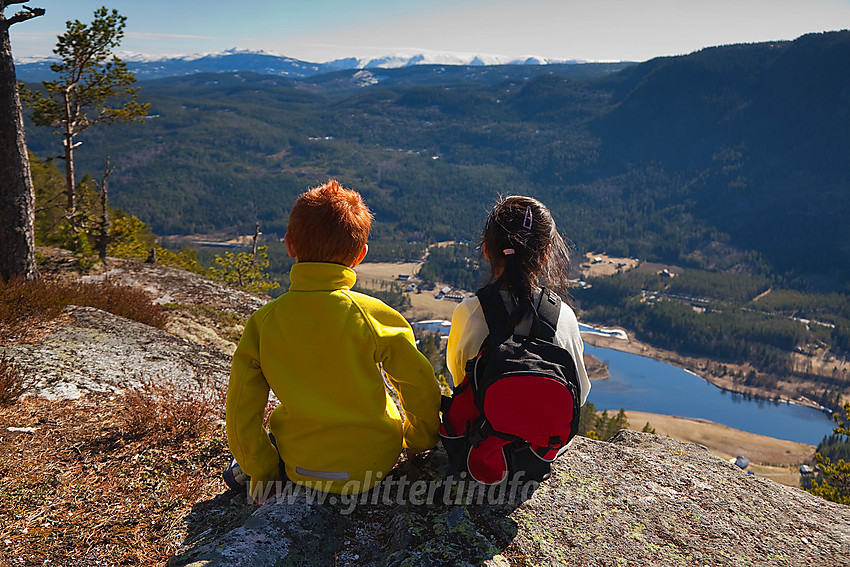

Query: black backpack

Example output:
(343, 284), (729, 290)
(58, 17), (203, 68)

(439, 283), (581, 484)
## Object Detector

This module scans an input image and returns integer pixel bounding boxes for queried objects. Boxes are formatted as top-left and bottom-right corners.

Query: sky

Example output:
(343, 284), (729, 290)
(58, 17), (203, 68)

(8, 0), (850, 63)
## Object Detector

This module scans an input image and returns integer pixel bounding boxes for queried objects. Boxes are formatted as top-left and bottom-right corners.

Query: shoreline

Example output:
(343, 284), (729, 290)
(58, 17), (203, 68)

(580, 327), (831, 415)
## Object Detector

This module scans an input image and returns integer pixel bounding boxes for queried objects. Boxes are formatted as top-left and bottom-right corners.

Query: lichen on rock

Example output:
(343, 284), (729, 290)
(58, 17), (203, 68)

(170, 431), (850, 566)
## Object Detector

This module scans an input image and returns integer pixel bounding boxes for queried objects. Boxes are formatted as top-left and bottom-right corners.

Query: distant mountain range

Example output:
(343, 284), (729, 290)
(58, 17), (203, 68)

(14, 48), (598, 82)
(20, 31), (850, 285)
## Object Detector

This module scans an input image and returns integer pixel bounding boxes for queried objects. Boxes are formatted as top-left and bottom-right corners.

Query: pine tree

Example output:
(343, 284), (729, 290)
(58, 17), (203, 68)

(19, 7), (148, 226)
(209, 246), (279, 294)
(806, 403), (850, 504)
(577, 403), (631, 441)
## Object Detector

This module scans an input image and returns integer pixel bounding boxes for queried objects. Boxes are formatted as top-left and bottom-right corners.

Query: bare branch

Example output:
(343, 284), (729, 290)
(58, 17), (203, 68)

(96, 155), (115, 190)
(96, 156), (114, 265)
(3, 5), (45, 28)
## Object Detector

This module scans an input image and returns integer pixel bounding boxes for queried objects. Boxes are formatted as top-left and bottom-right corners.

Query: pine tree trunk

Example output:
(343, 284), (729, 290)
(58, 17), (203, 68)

(62, 89), (76, 220)
(98, 158), (111, 264)
(0, 20), (38, 281)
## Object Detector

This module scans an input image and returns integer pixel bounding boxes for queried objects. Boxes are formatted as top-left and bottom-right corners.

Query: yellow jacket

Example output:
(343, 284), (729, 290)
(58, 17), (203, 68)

(226, 262), (440, 495)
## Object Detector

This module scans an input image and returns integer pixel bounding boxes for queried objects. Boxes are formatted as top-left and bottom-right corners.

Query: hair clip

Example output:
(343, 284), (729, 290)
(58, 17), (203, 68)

(523, 206), (533, 229)
(503, 248), (515, 255)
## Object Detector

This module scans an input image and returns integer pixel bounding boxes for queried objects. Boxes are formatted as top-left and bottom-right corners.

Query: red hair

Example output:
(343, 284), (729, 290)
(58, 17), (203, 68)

(287, 180), (373, 265)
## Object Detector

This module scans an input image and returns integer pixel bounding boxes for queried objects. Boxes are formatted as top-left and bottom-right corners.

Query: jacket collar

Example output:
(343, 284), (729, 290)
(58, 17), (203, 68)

(288, 262), (357, 292)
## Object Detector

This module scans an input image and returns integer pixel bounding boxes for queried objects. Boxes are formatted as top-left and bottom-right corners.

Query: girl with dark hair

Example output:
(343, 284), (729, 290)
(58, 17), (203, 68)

(446, 196), (590, 405)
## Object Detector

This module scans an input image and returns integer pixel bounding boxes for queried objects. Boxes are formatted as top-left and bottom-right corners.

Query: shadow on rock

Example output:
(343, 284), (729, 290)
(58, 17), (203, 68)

(169, 446), (532, 567)
(167, 488), (258, 566)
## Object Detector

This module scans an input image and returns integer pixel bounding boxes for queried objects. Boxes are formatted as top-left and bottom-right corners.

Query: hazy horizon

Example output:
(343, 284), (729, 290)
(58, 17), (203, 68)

(9, 0), (850, 65)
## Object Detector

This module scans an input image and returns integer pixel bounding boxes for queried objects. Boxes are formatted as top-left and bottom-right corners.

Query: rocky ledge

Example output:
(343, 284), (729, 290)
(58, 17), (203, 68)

(173, 431), (850, 567)
(4, 253), (264, 399)
(5, 305), (231, 400)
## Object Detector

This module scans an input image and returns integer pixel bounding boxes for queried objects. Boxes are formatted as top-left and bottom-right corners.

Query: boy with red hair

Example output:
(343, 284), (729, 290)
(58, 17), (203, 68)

(226, 180), (440, 500)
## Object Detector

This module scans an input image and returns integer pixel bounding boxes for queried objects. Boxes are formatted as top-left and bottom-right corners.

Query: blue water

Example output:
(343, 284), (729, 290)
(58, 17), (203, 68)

(584, 343), (837, 445)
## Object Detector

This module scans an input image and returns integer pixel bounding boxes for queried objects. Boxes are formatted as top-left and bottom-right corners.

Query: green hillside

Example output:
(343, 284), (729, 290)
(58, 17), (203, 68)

(22, 31), (850, 285)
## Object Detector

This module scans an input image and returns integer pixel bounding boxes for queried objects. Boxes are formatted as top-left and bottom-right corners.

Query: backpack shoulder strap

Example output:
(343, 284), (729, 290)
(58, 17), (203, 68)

(530, 288), (561, 342)
(536, 288), (561, 330)
(475, 283), (513, 337)
(477, 284), (561, 340)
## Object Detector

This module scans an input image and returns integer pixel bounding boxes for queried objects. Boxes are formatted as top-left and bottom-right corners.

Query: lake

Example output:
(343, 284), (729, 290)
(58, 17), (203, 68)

(584, 343), (837, 445)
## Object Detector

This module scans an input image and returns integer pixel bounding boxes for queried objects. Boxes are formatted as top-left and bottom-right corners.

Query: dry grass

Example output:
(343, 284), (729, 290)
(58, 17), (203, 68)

(122, 373), (225, 446)
(74, 280), (168, 330)
(0, 277), (68, 338)
(354, 261), (467, 321)
(0, 391), (247, 566)
(0, 354), (27, 406)
(0, 277), (167, 343)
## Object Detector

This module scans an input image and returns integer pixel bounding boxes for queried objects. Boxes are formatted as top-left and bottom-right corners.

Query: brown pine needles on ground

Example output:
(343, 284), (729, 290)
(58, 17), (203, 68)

(0, 387), (248, 566)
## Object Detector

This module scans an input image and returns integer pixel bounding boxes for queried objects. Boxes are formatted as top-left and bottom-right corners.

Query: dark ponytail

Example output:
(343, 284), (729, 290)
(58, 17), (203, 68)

(481, 196), (572, 306)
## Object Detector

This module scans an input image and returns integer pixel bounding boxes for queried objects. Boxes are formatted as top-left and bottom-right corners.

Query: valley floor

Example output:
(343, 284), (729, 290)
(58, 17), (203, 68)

(354, 261), (465, 321)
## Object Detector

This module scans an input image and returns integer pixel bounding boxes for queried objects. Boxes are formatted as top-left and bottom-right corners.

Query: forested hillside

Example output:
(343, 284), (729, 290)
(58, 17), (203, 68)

(22, 31), (850, 286)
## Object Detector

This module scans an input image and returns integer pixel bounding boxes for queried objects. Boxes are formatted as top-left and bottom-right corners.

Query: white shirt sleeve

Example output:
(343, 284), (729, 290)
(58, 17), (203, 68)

(446, 297), (488, 387)
(554, 302), (591, 406)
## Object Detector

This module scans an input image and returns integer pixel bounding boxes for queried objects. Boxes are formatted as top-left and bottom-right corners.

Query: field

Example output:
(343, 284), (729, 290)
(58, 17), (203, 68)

(579, 252), (640, 277)
(354, 261), (421, 283)
(355, 261), (467, 321)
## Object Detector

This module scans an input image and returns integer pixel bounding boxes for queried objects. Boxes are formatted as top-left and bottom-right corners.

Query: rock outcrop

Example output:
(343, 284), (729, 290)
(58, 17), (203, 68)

(173, 431), (850, 567)
(4, 253), (263, 399)
(6, 305), (232, 399)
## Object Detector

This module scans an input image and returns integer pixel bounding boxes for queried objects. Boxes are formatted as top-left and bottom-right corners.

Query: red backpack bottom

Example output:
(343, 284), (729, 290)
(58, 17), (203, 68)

(440, 373), (575, 484)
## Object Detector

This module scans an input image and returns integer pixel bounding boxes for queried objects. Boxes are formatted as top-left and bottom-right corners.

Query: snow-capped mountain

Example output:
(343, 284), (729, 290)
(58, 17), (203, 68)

(350, 50), (578, 69)
(15, 48), (587, 82)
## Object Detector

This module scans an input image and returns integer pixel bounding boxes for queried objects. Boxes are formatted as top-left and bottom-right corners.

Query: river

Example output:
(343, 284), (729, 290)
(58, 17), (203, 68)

(584, 343), (837, 445)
